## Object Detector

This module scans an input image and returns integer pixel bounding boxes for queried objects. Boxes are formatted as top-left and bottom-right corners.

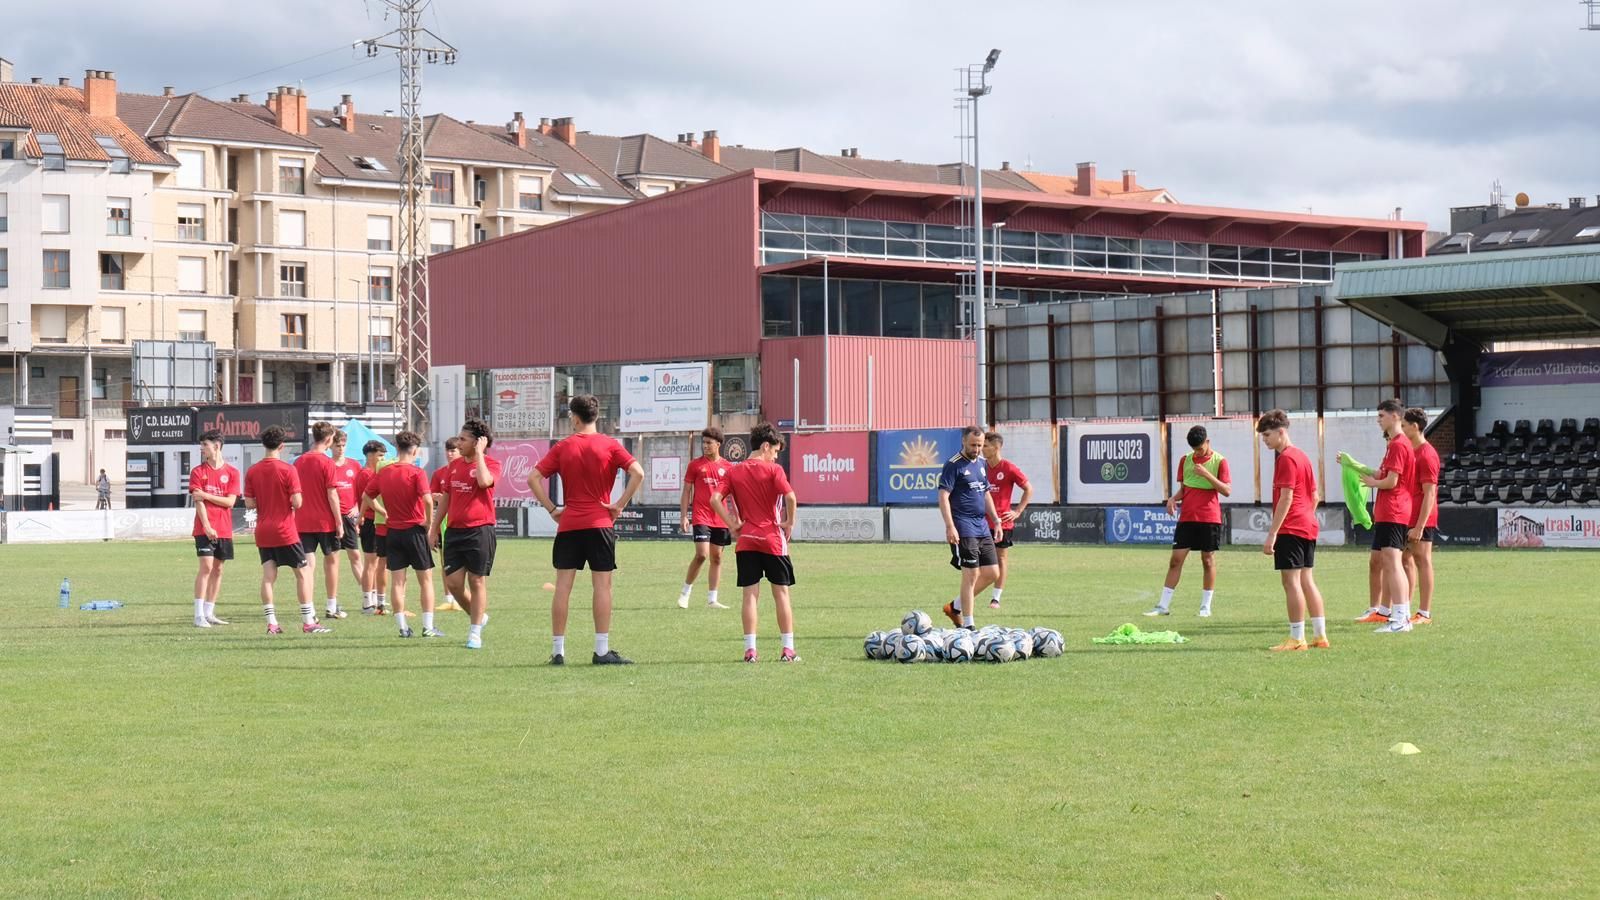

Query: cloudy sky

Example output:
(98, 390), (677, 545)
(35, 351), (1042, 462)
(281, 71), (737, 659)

(8, 0), (1599, 229)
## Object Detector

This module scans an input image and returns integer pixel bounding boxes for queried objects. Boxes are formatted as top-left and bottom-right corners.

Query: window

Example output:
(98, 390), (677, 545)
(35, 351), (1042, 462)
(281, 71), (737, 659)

(102, 307), (126, 343)
(366, 215), (392, 250)
(369, 316), (393, 353)
(1509, 229), (1541, 244)
(178, 309), (206, 342)
(843, 281), (881, 336)
(278, 157), (306, 194)
(1438, 233), (1472, 250)
(52, 428), (75, 441)
(279, 263), (307, 298)
(0, 135), (16, 159)
(518, 176), (544, 210)
(39, 306), (68, 342)
(278, 210), (306, 247)
(563, 172), (601, 189)
(92, 368), (108, 400)
(176, 203), (205, 241)
(429, 219), (454, 254)
(43, 250), (70, 289)
(100, 253), (125, 290)
(175, 149), (206, 188)
(352, 156), (388, 172)
(281, 313), (307, 349)
(429, 170), (454, 205)
(921, 284), (956, 339)
(96, 136), (130, 174)
(881, 283), (921, 337)
(177, 256), (206, 293)
(642, 185), (669, 197)
(0, 303), (7, 342)
(42, 194), (70, 233)
(106, 197), (131, 235)
(369, 266), (393, 302)
(761, 276), (796, 337)
(38, 133), (65, 170)
(0, 249), (7, 288)
(1577, 226), (1600, 240)
(0, 192), (7, 231)
(293, 372), (312, 402)
(1479, 231), (1512, 246)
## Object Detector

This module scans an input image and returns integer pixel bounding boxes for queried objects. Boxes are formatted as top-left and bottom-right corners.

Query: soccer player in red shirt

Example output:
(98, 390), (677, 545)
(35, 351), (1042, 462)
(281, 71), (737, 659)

(355, 440), (391, 614)
(981, 431), (1033, 610)
(711, 422), (799, 663)
(190, 428), (240, 628)
(676, 426), (734, 610)
(1147, 424), (1231, 618)
(1258, 410), (1327, 652)
(243, 425), (330, 635)
(430, 419), (502, 650)
(1402, 407), (1441, 625)
(329, 430), (367, 613)
(293, 421), (347, 620)
(366, 431), (441, 638)
(1360, 399), (1416, 634)
(529, 395), (645, 665)
(430, 436), (461, 610)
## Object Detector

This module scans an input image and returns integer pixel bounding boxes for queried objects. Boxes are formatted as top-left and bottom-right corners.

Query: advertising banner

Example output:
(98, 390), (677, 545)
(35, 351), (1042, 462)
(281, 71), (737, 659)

(4, 510), (113, 543)
(651, 457), (681, 493)
(793, 507), (884, 542)
(1496, 508), (1600, 549)
(1007, 506), (1105, 544)
(494, 505), (522, 538)
(1063, 422), (1163, 504)
(490, 368), (555, 436)
(1230, 505), (1349, 547)
(196, 404), (308, 444)
(1434, 507), (1496, 547)
(611, 506), (678, 539)
(485, 440), (551, 507)
(1479, 348), (1600, 423)
(619, 363), (711, 432)
(126, 407), (198, 445)
(1104, 506), (1178, 544)
(790, 432), (870, 504)
(634, 435), (691, 507)
(876, 428), (963, 505)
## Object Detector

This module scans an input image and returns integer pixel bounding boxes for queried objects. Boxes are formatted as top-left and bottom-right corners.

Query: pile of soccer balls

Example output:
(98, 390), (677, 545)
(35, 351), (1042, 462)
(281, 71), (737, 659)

(863, 610), (1064, 663)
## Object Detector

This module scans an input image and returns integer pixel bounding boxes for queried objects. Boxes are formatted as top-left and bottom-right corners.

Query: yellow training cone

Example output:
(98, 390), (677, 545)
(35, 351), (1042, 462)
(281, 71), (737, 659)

(1390, 742), (1421, 756)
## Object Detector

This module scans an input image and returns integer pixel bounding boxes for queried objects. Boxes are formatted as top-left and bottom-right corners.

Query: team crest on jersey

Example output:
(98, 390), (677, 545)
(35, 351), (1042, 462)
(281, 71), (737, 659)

(717, 468), (726, 477)
(220, 475), (230, 484)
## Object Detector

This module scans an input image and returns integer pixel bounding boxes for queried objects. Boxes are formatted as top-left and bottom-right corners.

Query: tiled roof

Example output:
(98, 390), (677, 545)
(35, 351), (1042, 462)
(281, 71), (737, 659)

(0, 82), (172, 165)
(1428, 204), (1600, 255)
(718, 145), (863, 177)
(1018, 170), (1167, 199)
(577, 132), (732, 182)
(121, 92), (318, 149)
(518, 131), (637, 202)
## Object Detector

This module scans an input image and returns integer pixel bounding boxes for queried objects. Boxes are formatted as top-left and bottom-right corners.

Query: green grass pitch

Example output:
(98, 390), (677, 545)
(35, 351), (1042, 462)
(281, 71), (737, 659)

(2, 538), (1597, 897)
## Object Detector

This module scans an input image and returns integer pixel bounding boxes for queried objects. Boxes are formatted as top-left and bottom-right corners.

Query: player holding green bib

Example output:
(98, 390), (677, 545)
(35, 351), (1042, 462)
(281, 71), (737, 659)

(1146, 425), (1231, 617)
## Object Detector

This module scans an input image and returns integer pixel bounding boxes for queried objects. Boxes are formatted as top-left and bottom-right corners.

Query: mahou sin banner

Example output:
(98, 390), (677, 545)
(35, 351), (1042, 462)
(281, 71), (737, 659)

(789, 432), (869, 504)
(486, 439), (550, 506)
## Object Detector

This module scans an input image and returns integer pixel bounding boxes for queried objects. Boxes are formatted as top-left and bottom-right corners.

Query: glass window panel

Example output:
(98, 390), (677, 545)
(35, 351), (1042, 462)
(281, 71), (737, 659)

(1332, 252), (1362, 265)
(805, 234), (843, 253)
(798, 278), (825, 336)
(1271, 247), (1302, 263)
(922, 285), (956, 339)
(1142, 239), (1175, 256)
(926, 242), (964, 260)
(1175, 242), (1206, 258)
(1302, 266), (1331, 281)
(1038, 249), (1069, 267)
(1241, 262), (1271, 278)
(924, 224), (960, 243)
(1240, 246), (1271, 262)
(886, 222), (921, 240)
(764, 230), (804, 250)
(1073, 252), (1106, 268)
(1001, 230), (1035, 247)
(1208, 259), (1240, 277)
(846, 237), (886, 255)
(1106, 237), (1139, 255)
(1038, 232), (1067, 250)
(882, 283), (921, 337)
(761, 276), (796, 337)
(1271, 263), (1302, 281)
(1173, 257), (1205, 274)
(886, 240), (920, 257)
(1302, 250), (1332, 266)
(1208, 244), (1240, 260)
(1073, 235), (1107, 252)
(805, 216), (843, 234)
(846, 219), (884, 237)
(762, 213), (803, 232)
(843, 281), (880, 336)
(1000, 246), (1036, 264)
(1141, 255), (1175, 273)
(1106, 254), (1137, 271)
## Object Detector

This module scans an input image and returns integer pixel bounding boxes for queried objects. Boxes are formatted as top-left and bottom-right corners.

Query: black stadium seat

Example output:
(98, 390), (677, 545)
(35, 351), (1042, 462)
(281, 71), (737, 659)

(1561, 417), (1580, 437)
(1514, 420), (1534, 439)
(1585, 417), (1600, 437)
(1462, 436), (1480, 453)
(1491, 419), (1512, 439)
(1473, 485), (1496, 504)
(1576, 483), (1599, 504)
(1515, 466), (1538, 487)
(1507, 436), (1528, 455)
(1528, 484), (1550, 504)
(1496, 484), (1522, 504)
(1482, 449), (1506, 468)
(1537, 419), (1557, 439)
(1450, 485), (1473, 504)
(1468, 468), (1489, 487)
(1480, 434), (1503, 453)
(1550, 482), (1573, 504)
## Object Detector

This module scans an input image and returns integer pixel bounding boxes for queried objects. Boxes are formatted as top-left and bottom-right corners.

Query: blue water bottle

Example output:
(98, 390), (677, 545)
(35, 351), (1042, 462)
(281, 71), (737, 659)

(59, 578), (71, 609)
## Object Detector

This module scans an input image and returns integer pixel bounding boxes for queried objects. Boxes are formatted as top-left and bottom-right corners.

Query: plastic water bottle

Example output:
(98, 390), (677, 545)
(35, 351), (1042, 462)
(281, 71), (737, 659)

(58, 578), (71, 609)
(79, 600), (123, 611)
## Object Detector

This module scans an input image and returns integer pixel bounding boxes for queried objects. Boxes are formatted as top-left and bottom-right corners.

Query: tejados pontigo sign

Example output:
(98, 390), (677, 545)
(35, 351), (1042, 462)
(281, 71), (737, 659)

(196, 404), (309, 443)
(127, 407), (199, 445)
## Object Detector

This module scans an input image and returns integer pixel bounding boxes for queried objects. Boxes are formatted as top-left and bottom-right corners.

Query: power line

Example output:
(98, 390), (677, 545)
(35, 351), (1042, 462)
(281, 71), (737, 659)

(244, 56), (386, 100)
(193, 44), (354, 95)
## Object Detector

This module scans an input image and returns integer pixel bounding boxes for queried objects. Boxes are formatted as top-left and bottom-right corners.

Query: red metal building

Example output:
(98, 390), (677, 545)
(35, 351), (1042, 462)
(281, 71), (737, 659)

(429, 169), (1427, 429)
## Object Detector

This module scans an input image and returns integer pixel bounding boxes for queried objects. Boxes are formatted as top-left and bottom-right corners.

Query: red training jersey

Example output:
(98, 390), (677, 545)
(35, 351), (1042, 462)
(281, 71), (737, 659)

(724, 459), (794, 555)
(1407, 441), (1441, 529)
(535, 433), (635, 533)
(1271, 446), (1319, 541)
(1175, 453), (1230, 525)
(367, 462), (430, 530)
(987, 458), (1030, 518)
(686, 456), (733, 527)
(354, 467), (376, 521)
(190, 462), (240, 539)
(330, 457), (361, 516)
(430, 465), (450, 497)
(293, 451), (339, 534)
(444, 455), (502, 529)
(1374, 433), (1414, 526)
(245, 457), (303, 549)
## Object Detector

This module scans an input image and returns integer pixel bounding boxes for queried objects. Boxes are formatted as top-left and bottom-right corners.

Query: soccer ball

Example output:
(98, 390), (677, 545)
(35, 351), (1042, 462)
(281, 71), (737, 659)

(945, 630), (976, 662)
(895, 633), (927, 663)
(1030, 627), (1064, 658)
(901, 610), (933, 636)
(922, 631), (948, 662)
(973, 631), (1000, 661)
(1009, 629), (1034, 660)
(882, 631), (904, 659)
(980, 633), (1016, 663)
(864, 631), (893, 660)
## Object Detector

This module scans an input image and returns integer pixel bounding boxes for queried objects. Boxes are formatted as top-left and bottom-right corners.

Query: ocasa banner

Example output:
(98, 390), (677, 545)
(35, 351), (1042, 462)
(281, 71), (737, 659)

(875, 428), (963, 505)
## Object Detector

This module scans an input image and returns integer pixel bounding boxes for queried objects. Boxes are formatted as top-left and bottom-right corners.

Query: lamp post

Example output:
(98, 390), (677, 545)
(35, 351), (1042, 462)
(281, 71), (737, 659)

(966, 48), (1000, 428)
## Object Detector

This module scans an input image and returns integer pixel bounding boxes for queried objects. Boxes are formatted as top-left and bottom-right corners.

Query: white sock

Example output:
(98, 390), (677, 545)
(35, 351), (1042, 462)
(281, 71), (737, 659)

(1310, 616), (1326, 637)
(781, 632), (794, 651)
(680, 583), (693, 599)
(469, 622), (483, 640)
(300, 604), (315, 625)
(263, 604), (278, 627)
(1200, 589), (1214, 609)
(952, 597), (962, 613)
(991, 588), (1003, 602)
(399, 616), (409, 634)
(1417, 609), (1431, 619)
(744, 633), (758, 651)
(326, 597), (338, 613)
(1158, 587), (1175, 610)
(707, 590), (719, 605)
(204, 601), (216, 619)
(961, 615), (974, 627)
(1289, 621), (1305, 640)
(422, 611), (434, 631)
(362, 591), (374, 607)
(1377, 605), (1392, 617)
(1396, 603), (1411, 621)
(194, 599), (206, 620)
(595, 632), (610, 655)
(552, 635), (565, 656)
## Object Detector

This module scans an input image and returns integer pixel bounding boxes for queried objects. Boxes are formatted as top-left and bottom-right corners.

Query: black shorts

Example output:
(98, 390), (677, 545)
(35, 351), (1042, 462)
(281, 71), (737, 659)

(338, 514), (359, 551)
(1273, 534), (1316, 571)
(1417, 526), (1440, 544)
(1173, 522), (1224, 553)
(1370, 522), (1408, 552)
(949, 535), (999, 570)
(443, 524), (497, 577)
(692, 524), (733, 547)
(736, 550), (797, 587)
(552, 527), (617, 572)
(258, 543), (309, 569)
(993, 528), (1015, 550)
(194, 535), (235, 561)
(385, 525), (434, 572)
(301, 531), (337, 556)
(360, 519), (379, 554)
